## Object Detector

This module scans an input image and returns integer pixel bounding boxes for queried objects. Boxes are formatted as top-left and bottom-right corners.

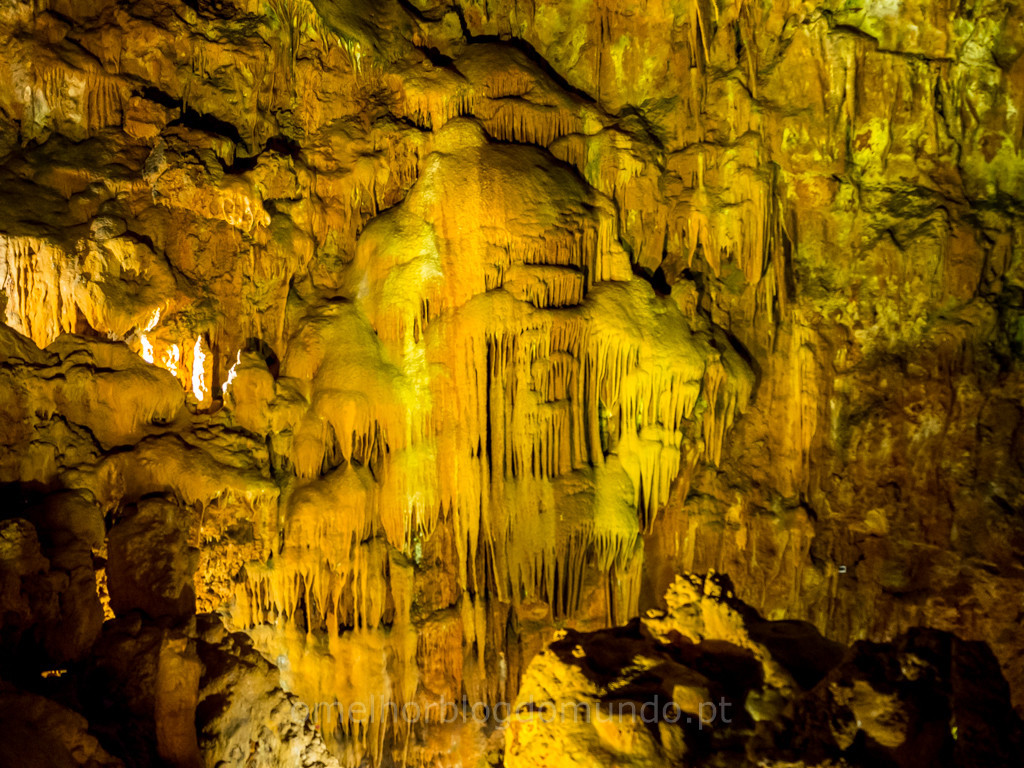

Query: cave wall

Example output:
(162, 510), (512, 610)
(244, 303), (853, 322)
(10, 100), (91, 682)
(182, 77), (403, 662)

(0, 0), (1022, 765)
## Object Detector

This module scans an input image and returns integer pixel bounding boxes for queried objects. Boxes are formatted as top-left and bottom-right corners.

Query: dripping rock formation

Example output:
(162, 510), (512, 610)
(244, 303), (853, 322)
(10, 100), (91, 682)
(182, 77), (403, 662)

(0, 0), (1022, 766)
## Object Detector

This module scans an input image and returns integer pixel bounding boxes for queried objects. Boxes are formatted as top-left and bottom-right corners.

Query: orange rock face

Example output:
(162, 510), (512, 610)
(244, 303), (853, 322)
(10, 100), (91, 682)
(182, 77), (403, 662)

(0, 0), (1022, 766)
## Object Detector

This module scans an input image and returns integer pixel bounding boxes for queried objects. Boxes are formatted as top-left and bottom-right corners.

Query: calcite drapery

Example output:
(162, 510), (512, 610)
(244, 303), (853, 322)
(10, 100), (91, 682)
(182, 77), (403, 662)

(227, 116), (751, 758)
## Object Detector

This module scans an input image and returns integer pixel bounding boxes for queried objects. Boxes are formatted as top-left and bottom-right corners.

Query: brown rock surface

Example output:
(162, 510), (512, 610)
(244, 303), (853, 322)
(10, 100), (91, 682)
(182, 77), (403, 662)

(0, 683), (123, 768)
(72, 612), (337, 768)
(106, 496), (197, 621)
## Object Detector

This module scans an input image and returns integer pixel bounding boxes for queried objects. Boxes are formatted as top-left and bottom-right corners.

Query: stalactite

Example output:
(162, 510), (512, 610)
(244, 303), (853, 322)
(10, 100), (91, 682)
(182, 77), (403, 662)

(792, 319), (820, 494)
(701, 358), (730, 466)
(0, 235), (79, 347)
(668, 142), (780, 310)
(476, 103), (581, 147)
(38, 61), (127, 134)
(550, 127), (668, 272)
(400, 87), (475, 132)
(217, 117), (752, 767)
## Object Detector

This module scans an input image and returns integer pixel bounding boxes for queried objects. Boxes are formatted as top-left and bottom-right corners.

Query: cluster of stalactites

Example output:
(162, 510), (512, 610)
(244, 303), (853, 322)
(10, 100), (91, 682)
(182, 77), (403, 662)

(29, 59), (127, 139)
(671, 148), (784, 296)
(550, 131), (789, 328)
(362, 211), (627, 350)
(476, 103), (583, 147)
(394, 50), (591, 149)
(399, 84), (476, 133)
(0, 234), (218, 407)
(238, 540), (392, 635)
(368, 284), (727, 582)
(0, 235), (77, 347)
(550, 129), (667, 273)
(235, 296), (707, 638)
(251, 281), (744, 626)
(235, 464), (390, 634)
(234, 526), (420, 768)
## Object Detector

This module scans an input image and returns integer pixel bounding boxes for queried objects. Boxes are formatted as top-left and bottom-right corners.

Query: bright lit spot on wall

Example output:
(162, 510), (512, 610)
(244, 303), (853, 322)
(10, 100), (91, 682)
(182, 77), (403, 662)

(139, 308), (161, 364)
(144, 308), (161, 332)
(221, 350), (241, 397)
(192, 336), (208, 402)
(163, 344), (180, 377)
(140, 335), (155, 364)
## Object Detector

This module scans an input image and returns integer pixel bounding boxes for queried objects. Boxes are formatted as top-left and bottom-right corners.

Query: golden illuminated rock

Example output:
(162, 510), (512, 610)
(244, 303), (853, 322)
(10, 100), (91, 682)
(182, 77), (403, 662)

(0, 0), (1022, 765)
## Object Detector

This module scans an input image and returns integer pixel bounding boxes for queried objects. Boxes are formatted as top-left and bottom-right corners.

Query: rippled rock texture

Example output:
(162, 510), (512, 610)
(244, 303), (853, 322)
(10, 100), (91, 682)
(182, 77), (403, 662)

(0, 0), (1022, 765)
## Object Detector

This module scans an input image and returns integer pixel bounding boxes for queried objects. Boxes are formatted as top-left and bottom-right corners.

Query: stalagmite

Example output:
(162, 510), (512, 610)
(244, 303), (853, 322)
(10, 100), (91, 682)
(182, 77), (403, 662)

(0, 236), (77, 346)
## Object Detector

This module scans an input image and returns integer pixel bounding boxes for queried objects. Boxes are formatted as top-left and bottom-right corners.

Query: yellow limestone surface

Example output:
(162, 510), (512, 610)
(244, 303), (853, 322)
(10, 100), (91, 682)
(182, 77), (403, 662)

(221, 118), (752, 762)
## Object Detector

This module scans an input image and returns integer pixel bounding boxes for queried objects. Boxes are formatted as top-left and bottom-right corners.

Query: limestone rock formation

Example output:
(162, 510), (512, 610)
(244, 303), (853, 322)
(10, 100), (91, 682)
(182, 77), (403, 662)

(507, 573), (1023, 768)
(76, 612), (340, 768)
(0, 0), (1022, 765)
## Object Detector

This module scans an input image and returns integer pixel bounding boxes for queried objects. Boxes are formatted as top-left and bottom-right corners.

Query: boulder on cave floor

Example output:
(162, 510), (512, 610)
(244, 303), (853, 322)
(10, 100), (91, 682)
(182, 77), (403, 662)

(505, 572), (1023, 768)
